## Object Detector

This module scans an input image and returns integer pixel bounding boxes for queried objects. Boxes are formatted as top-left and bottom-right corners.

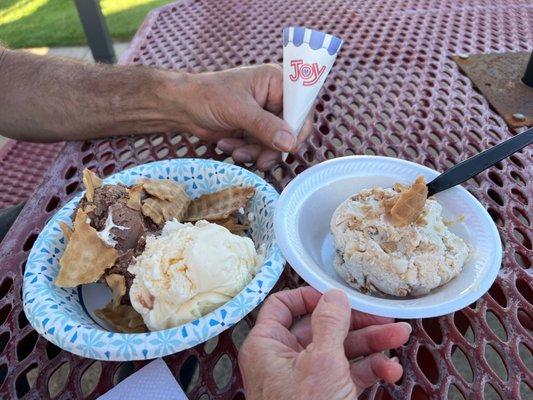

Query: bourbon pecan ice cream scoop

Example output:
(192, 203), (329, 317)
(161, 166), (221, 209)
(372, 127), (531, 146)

(331, 183), (469, 297)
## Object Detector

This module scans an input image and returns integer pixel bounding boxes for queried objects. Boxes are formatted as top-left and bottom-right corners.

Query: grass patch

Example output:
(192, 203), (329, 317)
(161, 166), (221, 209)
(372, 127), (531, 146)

(0, 0), (171, 48)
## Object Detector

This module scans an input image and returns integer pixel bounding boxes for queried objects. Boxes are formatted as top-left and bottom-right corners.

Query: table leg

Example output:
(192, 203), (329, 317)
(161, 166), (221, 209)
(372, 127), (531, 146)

(74, 0), (116, 64)
(0, 202), (25, 242)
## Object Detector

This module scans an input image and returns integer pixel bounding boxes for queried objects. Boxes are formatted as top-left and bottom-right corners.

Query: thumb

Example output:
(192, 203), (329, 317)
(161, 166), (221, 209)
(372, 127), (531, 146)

(238, 103), (296, 152)
(311, 290), (351, 351)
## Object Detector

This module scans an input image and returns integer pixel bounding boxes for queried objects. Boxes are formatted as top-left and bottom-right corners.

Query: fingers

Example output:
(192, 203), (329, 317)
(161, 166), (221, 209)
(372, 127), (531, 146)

(291, 318), (411, 357)
(256, 149), (280, 170)
(232, 144), (262, 163)
(350, 353), (403, 391)
(238, 103), (296, 152)
(296, 110), (314, 145)
(217, 139), (280, 170)
(349, 311), (394, 330)
(289, 315), (313, 346)
(344, 322), (411, 359)
(217, 138), (247, 154)
(257, 64), (313, 149)
(259, 64), (283, 115)
(310, 290), (351, 351)
(256, 286), (322, 328)
(218, 65), (295, 154)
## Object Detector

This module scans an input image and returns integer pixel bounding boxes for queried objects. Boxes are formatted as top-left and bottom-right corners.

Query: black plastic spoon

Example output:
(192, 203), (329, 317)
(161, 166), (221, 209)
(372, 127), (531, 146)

(427, 127), (533, 197)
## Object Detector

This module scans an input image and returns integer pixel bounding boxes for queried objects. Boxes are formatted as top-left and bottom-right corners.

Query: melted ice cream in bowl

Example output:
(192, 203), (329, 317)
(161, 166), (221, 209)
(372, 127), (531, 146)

(274, 156), (502, 318)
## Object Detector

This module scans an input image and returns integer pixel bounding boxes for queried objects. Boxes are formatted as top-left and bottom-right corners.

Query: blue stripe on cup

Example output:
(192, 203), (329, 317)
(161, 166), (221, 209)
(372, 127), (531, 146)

(309, 30), (326, 50)
(292, 27), (305, 46)
(327, 35), (343, 55)
(283, 27), (342, 55)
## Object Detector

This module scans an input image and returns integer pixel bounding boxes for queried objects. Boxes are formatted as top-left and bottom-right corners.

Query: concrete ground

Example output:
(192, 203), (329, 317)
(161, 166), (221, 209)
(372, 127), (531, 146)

(0, 43), (129, 150)
(22, 42), (129, 63)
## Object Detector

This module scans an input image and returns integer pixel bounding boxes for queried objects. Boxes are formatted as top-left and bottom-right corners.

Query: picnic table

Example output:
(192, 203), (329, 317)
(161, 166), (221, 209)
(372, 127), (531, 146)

(0, 0), (531, 399)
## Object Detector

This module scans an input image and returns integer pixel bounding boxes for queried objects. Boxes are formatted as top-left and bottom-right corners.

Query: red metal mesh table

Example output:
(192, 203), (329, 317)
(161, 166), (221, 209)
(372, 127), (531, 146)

(0, 0), (531, 399)
(0, 140), (63, 209)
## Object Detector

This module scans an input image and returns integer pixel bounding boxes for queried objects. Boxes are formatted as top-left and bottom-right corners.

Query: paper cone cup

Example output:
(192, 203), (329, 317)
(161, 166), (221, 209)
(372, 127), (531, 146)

(283, 27), (343, 152)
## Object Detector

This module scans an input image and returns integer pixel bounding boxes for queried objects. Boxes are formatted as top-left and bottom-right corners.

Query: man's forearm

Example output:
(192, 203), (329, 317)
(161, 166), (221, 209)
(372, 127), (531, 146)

(0, 47), (190, 142)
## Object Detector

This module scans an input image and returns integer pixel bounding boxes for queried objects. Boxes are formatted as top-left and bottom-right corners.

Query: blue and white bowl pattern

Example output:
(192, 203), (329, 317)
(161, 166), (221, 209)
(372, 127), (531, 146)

(23, 159), (285, 361)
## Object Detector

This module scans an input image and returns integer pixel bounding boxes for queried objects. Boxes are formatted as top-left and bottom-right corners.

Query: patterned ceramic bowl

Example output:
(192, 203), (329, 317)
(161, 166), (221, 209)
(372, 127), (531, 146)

(23, 159), (284, 361)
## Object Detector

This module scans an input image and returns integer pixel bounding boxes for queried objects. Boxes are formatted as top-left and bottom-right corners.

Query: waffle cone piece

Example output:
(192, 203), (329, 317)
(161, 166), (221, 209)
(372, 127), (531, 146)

(142, 179), (187, 201)
(142, 197), (189, 226)
(56, 209), (118, 287)
(216, 216), (250, 235)
(105, 274), (127, 308)
(95, 303), (147, 333)
(140, 180), (191, 226)
(186, 186), (255, 222)
(59, 222), (73, 241)
(126, 184), (143, 211)
(82, 168), (102, 202)
(389, 176), (428, 227)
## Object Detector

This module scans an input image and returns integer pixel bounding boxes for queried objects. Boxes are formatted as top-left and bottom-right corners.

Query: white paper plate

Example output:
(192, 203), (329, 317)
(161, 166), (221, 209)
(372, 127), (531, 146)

(274, 156), (502, 318)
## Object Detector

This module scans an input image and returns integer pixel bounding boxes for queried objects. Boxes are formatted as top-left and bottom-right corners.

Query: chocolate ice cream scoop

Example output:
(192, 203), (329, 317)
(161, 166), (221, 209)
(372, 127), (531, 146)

(108, 203), (147, 252)
(78, 183), (147, 252)
(102, 206), (147, 304)
(74, 173), (152, 307)
(78, 184), (130, 230)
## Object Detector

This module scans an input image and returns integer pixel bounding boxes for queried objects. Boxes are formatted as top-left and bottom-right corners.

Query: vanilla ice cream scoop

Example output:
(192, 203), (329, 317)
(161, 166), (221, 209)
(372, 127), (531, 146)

(331, 187), (469, 297)
(128, 220), (259, 331)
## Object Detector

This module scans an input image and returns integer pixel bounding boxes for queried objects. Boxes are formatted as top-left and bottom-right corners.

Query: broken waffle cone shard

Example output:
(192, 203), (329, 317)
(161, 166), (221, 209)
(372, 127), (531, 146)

(185, 186), (255, 222)
(55, 209), (118, 287)
(105, 274), (127, 308)
(141, 196), (190, 226)
(214, 215), (250, 236)
(83, 204), (96, 213)
(82, 168), (102, 202)
(393, 182), (409, 193)
(142, 179), (188, 201)
(389, 176), (428, 227)
(59, 222), (73, 241)
(126, 184), (144, 211)
(140, 180), (191, 225)
(94, 303), (147, 333)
